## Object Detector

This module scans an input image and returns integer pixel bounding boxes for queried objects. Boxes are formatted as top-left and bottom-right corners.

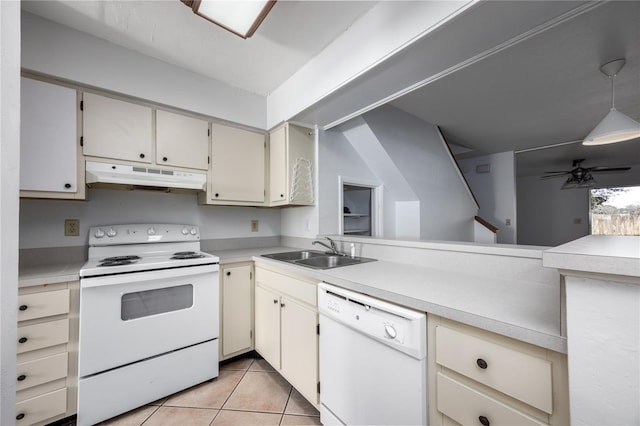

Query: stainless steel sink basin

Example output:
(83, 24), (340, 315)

(261, 250), (376, 270)
(261, 250), (325, 261)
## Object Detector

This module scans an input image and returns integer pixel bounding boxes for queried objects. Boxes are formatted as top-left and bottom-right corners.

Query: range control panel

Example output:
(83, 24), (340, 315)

(89, 224), (200, 246)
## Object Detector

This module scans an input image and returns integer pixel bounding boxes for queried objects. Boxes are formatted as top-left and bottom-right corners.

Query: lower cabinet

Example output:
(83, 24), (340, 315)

(254, 264), (319, 407)
(428, 315), (569, 426)
(220, 262), (254, 360)
(16, 281), (79, 426)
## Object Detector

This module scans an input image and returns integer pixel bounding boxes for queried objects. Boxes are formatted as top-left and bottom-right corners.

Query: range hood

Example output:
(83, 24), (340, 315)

(85, 161), (206, 191)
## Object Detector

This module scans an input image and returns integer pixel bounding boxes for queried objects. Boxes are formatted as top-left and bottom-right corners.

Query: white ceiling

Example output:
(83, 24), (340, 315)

(21, 0), (377, 97)
(21, 0), (640, 178)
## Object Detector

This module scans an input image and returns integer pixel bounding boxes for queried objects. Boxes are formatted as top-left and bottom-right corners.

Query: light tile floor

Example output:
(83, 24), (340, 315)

(99, 356), (321, 426)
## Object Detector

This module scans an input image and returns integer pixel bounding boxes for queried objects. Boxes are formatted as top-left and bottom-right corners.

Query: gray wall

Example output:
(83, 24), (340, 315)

(20, 189), (281, 249)
(1, 1), (20, 421)
(459, 151), (517, 244)
(318, 105), (477, 242)
(517, 165), (640, 247)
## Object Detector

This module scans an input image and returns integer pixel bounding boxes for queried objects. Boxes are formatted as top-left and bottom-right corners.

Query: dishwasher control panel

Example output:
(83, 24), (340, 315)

(318, 282), (426, 359)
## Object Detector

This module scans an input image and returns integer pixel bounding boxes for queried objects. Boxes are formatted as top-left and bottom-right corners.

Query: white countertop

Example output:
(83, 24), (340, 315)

(253, 255), (565, 353)
(19, 260), (85, 287)
(19, 245), (566, 353)
(543, 235), (640, 279)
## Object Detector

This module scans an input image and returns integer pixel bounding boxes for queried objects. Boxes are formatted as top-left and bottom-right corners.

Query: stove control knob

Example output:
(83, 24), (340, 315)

(107, 227), (117, 238)
(94, 228), (105, 239)
(190, 227), (198, 236)
(181, 227), (190, 235)
(147, 227), (156, 236)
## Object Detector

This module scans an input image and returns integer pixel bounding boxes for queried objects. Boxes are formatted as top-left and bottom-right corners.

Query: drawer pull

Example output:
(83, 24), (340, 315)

(226, 271), (231, 276)
(18, 337), (28, 344)
(17, 374), (26, 382)
(476, 358), (488, 369)
(478, 415), (490, 426)
(19, 304), (28, 311)
(16, 413), (25, 421)
(273, 299), (278, 304)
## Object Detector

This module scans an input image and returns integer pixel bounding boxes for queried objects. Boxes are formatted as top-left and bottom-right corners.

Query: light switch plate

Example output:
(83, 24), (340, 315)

(251, 220), (259, 232)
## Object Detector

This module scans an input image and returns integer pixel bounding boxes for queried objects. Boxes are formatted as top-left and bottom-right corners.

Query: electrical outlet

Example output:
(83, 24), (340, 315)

(505, 218), (512, 226)
(65, 219), (80, 236)
(251, 220), (259, 232)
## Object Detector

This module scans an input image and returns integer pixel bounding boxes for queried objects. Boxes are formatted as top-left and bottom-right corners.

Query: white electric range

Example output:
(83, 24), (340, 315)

(77, 224), (219, 426)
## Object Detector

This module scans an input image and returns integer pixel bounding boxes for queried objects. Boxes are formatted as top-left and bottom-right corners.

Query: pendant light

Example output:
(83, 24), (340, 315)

(583, 58), (640, 145)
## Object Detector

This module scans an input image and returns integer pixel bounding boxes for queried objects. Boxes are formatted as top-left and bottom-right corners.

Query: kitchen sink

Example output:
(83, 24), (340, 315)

(261, 250), (326, 261)
(261, 251), (376, 270)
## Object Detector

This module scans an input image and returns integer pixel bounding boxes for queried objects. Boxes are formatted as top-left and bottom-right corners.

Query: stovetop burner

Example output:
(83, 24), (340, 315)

(97, 255), (142, 267)
(101, 255), (142, 262)
(171, 251), (206, 260)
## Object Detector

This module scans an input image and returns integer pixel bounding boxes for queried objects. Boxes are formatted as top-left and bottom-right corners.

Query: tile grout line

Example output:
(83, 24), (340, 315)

(138, 404), (161, 426)
(211, 358), (257, 423)
(279, 386), (294, 425)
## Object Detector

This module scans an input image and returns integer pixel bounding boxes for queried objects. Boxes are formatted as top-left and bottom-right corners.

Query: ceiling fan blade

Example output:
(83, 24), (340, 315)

(540, 173), (569, 179)
(542, 171), (571, 174)
(588, 166), (632, 173)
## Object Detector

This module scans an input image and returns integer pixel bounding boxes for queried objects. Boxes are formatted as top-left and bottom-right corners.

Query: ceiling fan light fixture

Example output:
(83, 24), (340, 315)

(583, 58), (640, 146)
(183, 0), (276, 39)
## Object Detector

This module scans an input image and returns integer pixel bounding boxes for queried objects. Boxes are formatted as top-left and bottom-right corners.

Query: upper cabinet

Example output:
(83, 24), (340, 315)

(20, 77), (85, 200)
(269, 123), (315, 206)
(83, 93), (208, 171)
(206, 123), (265, 205)
(82, 93), (153, 164)
(156, 110), (209, 170)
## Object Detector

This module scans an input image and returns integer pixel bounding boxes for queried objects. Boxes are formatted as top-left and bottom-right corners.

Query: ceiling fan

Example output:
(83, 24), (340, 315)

(541, 159), (631, 189)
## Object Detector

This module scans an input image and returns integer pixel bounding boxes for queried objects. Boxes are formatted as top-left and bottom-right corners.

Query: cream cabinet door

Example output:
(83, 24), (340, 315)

(221, 264), (253, 358)
(156, 110), (209, 170)
(269, 126), (287, 203)
(211, 124), (265, 202)
(82, 93), (153, 163)
(255, 285), (281, 370)
(20, 78), (78, 193)
(280, 296), (318, 405)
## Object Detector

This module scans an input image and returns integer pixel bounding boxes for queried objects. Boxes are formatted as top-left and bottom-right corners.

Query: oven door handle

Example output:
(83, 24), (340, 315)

(81, 264), (218, 289)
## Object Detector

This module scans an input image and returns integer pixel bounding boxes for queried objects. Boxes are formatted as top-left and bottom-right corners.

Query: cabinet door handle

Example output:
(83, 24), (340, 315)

(64, 183), (71, 189)
(478, 416), (490, 426)
(17, 374), (26, 382)
(163, 156), (168, 162)
(476, 358), (488, 369)
(215, 193), (219, 198)
(273, 299), (278, 304)
(18, 337), (28, 344)
(18, 304), (28, 311)
(139, 153), (145, 159)
(280, 302), (285, 308)
(280, 193), (284, 198)
(16, 413), (25, 421)
(226, 271), (231, 276)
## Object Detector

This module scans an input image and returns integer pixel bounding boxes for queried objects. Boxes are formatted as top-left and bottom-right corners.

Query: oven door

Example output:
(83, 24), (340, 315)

(78, 264), (218, 377)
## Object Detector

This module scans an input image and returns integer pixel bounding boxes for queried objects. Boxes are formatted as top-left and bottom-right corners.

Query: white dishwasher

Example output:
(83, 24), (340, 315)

(318, 282), (428, 425)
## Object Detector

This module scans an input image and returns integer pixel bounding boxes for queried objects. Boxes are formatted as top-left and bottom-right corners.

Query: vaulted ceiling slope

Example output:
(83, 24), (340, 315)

(21, 0), (378, 97)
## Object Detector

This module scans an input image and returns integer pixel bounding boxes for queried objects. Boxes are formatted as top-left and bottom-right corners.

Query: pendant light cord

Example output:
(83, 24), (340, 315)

(611, 74), (616, 109)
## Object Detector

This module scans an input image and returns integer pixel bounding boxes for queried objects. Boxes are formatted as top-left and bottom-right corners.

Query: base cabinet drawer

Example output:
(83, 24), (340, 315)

(16, 352), (68, 392)
(15, 388), (67, 425)
(437, 373), (546, 426)
(436, 325), (552, 413)
(18, 289), (70, 322)
(17, 319), (69, 354)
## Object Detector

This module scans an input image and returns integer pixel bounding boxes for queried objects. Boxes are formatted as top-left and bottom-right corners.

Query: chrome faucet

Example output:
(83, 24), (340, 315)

(312, 237), (345, 256)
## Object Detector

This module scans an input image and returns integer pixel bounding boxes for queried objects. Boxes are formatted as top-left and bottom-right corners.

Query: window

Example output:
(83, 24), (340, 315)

(590, 186), (640, 236)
